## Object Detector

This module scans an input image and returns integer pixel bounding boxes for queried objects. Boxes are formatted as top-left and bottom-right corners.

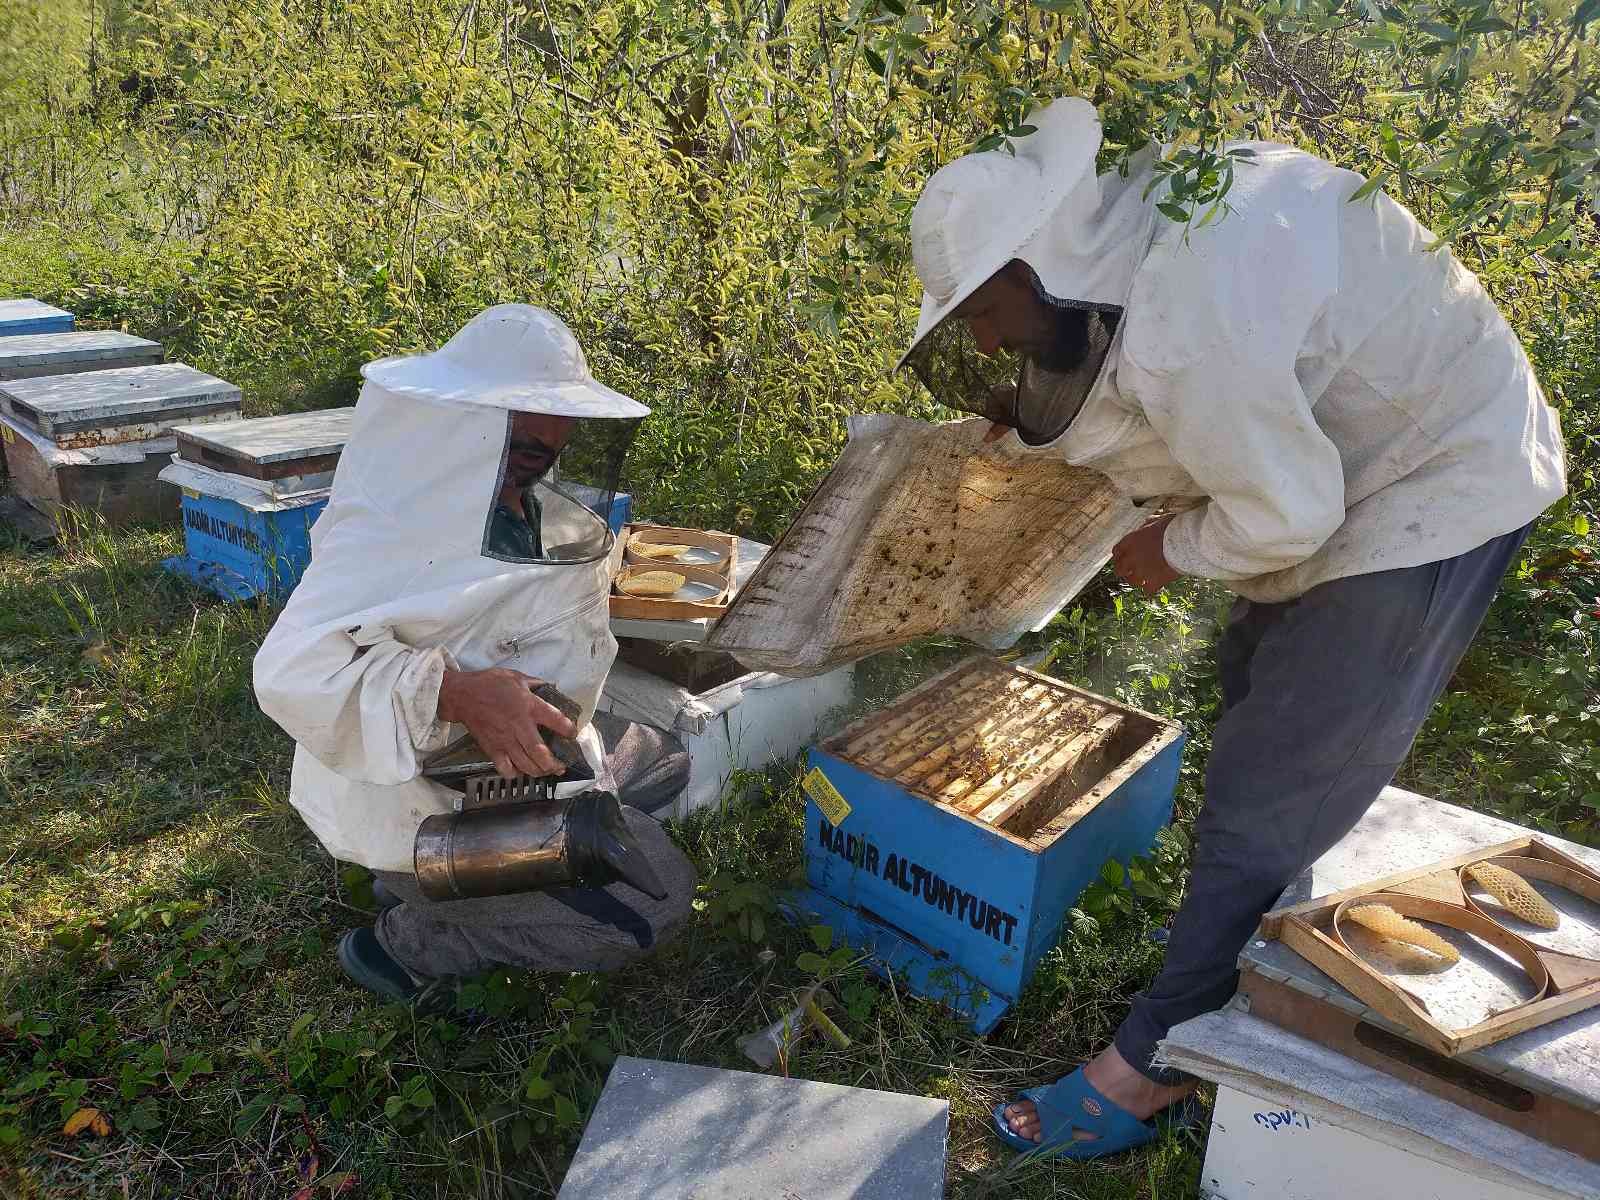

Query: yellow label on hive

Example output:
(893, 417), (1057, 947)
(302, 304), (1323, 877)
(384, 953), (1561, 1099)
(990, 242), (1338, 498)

(803, 767), (851, 826)
(0, 424), (12, 444)
(182, 487), (200, 500)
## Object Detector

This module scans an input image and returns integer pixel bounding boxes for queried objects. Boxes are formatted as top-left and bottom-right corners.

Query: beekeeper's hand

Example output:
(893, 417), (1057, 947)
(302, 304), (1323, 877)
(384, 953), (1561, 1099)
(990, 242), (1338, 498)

(1112, 515), (1180, 596)
(435, 668), (578, 779)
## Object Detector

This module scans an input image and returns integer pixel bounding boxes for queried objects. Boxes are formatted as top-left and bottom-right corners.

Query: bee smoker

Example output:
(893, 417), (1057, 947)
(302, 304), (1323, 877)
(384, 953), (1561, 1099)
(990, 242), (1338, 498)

(412, 684), (668, 903)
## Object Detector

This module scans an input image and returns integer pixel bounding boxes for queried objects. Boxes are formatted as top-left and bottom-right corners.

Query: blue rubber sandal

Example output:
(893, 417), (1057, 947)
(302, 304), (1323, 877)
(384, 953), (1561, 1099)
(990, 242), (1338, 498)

(991, 1067), (1197, 1161)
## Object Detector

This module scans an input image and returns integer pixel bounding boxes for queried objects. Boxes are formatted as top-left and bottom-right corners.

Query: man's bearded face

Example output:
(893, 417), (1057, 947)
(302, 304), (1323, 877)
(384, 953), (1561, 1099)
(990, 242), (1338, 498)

(506, 412), (577, 489)
(955, 261), (1106, 372)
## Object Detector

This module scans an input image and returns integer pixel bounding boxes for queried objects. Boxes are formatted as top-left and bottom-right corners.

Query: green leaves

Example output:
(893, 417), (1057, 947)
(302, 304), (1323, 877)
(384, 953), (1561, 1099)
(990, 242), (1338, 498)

(383, 1074), (435, 1122)
(1348, 171), (1389, 204)
(698, 872), (778, 946)
(234, 1089), (277, 1137)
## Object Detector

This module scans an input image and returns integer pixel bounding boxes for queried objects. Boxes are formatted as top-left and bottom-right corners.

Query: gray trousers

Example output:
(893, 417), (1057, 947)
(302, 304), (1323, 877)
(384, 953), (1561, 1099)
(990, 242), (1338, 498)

(375, 716), (698, 980)
(1115, 525), (1532, 1084)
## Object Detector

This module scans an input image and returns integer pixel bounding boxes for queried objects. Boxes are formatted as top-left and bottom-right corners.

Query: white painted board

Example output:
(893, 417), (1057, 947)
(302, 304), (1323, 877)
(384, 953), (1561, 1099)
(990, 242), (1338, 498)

(159, 458), (329, 513)
(1201, 1083), (1551, 1200)
(598, 660), (854, 818)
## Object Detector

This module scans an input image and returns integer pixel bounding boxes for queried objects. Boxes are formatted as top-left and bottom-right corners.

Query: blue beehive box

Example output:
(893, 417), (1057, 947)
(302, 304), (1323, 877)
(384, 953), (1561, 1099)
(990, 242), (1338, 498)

(564, 482), (632, 535)
(792, 656), (1184, 1032)
(158, 409), (352, 601)
(0, 299), (74, 337)
(163, 484), (326, 602)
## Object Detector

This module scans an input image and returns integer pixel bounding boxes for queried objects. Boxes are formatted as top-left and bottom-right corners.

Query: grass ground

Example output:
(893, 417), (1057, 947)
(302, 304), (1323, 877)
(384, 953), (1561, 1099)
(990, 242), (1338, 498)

(1, 501), (1594, 1199)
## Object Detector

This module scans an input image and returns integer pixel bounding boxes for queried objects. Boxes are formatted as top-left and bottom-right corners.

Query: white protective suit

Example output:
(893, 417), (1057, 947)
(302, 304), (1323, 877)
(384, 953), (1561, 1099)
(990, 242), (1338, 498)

(905, 99), (1567, 603)
(253, 306), (648, 871)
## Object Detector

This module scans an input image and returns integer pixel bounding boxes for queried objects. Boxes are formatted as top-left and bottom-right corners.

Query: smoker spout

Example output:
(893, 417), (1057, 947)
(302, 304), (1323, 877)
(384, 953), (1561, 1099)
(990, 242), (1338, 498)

(568, 790), (669, 901)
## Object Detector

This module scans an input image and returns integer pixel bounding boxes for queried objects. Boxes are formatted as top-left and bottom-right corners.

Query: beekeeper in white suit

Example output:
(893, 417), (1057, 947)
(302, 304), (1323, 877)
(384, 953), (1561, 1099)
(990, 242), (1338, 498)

(901, 98), (1566, 1159)
(254, 305), (696, 1000)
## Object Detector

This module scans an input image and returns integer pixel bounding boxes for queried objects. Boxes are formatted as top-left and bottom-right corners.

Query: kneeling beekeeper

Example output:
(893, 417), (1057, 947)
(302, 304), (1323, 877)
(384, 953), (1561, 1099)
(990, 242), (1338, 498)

(253, 305), (697, 1000)
(900, 99), (1567, 1158)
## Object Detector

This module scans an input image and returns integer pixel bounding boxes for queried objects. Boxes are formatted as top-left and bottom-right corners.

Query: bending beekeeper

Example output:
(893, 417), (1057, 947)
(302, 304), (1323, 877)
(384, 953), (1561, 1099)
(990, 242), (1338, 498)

(901, 99), (1566, 1159)
(254, 305), (696, 1001)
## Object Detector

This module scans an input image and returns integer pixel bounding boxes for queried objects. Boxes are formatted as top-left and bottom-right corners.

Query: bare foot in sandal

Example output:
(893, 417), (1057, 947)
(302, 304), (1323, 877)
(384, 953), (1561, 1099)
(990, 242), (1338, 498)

(1000, 1045), (1196, 1142)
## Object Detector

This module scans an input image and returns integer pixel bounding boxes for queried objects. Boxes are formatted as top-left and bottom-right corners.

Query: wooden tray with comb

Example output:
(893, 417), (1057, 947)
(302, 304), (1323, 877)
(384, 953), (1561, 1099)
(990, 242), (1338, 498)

(1260, 836), (1600, 1058)
(607, 523), (738, 621)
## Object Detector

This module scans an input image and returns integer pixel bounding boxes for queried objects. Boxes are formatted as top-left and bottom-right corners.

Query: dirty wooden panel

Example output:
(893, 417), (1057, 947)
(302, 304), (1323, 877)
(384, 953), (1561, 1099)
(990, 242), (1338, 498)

(1, 363), (241, 445)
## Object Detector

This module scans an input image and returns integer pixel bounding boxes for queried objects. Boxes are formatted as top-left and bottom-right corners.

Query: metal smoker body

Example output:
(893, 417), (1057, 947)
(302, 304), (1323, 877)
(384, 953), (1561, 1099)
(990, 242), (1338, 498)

(413, 684), (667, 903)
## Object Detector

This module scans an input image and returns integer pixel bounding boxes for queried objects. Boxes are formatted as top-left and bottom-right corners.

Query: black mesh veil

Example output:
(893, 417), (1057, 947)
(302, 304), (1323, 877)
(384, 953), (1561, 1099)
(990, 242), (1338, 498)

(481, 414), (641, 565)
(903, 261), (1121, 446)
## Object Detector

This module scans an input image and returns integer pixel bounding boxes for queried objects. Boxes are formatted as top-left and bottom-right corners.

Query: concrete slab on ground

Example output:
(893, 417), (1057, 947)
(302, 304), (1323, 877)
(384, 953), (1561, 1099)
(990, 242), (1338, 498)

(557, 1056), (948, 1200)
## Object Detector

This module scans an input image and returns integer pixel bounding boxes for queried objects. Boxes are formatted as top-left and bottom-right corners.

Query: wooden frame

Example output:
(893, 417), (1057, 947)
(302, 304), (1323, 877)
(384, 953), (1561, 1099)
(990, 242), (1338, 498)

(819, 656), (1166, 839)
(1260, 836), (1600, 1056)
(608, 524), (738, 621)
(1236, 970), (1600, 1164)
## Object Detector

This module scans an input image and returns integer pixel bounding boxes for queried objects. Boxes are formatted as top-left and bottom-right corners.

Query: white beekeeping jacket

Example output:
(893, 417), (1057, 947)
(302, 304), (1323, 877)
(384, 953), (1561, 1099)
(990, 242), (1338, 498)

(905, 100), (1566, 603)
(1042, 145), (1567, 601)
(253, 306), (645, 870)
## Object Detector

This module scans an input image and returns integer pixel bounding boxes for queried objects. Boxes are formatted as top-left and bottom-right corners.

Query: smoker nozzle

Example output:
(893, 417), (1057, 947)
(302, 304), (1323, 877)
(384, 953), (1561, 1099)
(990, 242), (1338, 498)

(568, 789), (669, 901)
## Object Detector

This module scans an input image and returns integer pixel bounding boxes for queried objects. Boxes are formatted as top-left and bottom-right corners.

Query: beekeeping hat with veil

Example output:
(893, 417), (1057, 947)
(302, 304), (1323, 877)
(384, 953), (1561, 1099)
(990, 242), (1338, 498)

(899, 97), (1158, 444)
(362, 304), (648, 564)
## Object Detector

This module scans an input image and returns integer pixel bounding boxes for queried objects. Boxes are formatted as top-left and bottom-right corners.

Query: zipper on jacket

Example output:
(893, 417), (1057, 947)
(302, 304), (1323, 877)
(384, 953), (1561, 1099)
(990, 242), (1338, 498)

(499, 590), (608, 655)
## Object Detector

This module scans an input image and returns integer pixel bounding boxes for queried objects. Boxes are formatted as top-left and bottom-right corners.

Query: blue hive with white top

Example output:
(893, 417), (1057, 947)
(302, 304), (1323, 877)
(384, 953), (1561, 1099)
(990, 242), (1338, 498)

(160, 410), (351, 601)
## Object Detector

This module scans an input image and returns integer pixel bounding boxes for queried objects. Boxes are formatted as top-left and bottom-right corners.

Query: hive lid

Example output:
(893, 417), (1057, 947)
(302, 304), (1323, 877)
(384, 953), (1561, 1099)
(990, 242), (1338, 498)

(0, 330), (162, 376)
(707, 414), (1144, 676)
(0, 363), (241, 444)
(0, 299), (73, 335)
(173, 408), (354, 478)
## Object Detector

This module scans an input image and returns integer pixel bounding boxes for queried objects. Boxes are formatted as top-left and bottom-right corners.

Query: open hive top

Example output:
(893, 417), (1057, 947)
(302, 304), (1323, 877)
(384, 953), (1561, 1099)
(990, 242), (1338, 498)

(821, 656), (1166, 842)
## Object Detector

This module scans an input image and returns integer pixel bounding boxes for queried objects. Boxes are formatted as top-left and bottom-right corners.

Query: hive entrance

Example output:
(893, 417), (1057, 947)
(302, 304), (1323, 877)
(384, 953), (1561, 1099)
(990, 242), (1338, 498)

(823, 657), (1153, 840)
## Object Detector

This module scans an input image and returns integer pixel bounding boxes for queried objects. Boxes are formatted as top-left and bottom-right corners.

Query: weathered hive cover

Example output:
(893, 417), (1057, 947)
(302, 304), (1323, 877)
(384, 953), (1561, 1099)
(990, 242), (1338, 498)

(0, 299), (73, 336)
(173, 408), (353, 480)
(557, 1056), (948, 1199)
(707, 414), (1143, 676)
(0, 363), (241, 447)
(0, 330), (163, 381)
